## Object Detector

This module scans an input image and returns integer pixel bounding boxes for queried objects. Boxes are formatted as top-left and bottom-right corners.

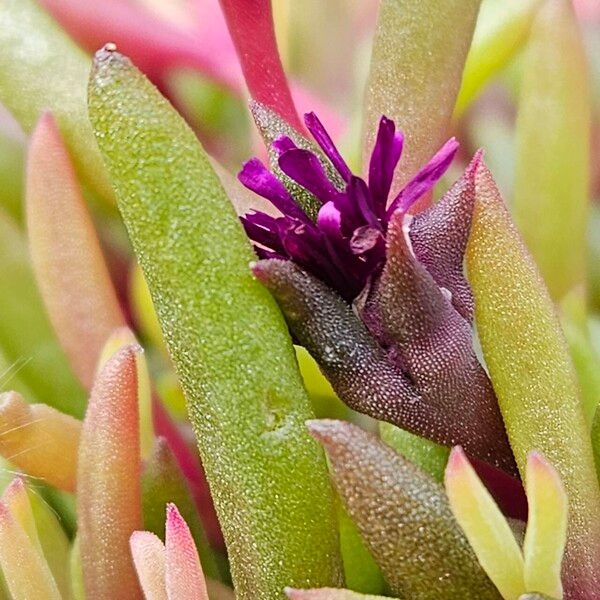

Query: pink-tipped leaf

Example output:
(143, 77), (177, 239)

(77, 346), (143, 599)
(165, 503), (209, 600)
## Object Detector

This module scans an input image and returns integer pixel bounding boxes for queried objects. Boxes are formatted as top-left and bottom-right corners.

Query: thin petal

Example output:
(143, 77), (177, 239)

(523, 452), (567, 599)
(77, 345), (143, 599)
(165, 504), (209, 600)
(238, 158), (309, 222)
(308, 420), (499, 599)
(368, 116), (403, 215)
(445, 447), (525, 600)
(0, 391), (80, 492)
(130, 531), (167, 600)
(304, 112), (352, 181)
(387, 138), (459, 217)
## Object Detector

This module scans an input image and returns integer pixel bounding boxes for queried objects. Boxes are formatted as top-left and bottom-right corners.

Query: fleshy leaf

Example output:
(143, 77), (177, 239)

(141, 437), (220, 581)
(2, 478), (41, 553)
(523, 452), (567, 599)
(0, 211), (84, 417)
(0, 501), (61, 600)
(445, 447), (525, 600)
(365, 207), (514, 474)
(286, 589), (389, 600)
(363, 0), (480, 194)
(77, 345), (143, 599)
(513, 0), (591, 303)
(130, 531), (167, 600)
(253, 258), (512, 472)
(466, 160), (600, 596)
(219, 0), (302, 130)
(98, 328), (154, 459)
(336, 499), (386, 595)
(26, 112), (125, 389)
(165, 503), (209, 600)
(308, 419), (500, 599)
(0, 0), (113, 201)
(88, 47), (342, 598)
(0, 391), (80, 492)
(379, 422), (448, 481)
(455, 0), (542, 116)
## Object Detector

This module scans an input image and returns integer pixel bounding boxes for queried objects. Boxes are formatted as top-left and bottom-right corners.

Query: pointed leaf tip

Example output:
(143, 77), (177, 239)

(78, 345), (143, 599)
(445, 446), (525, 600)
(523, 451), (567, 599)
(130, 530), (167, 600)
(312, 420), (499, 599)
(165, 503), (209, 600)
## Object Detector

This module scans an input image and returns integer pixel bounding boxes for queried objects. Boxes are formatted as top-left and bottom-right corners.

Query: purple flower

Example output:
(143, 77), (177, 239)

(240, 113), (458, 300)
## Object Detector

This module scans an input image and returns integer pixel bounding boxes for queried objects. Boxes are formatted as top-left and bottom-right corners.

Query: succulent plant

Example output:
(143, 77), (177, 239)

(0, 0), (598, 599)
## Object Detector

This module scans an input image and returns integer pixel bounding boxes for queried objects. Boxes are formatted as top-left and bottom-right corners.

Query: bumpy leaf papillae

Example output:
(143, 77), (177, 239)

(88, 48), (342, 599)
(308, 419), (501, 600)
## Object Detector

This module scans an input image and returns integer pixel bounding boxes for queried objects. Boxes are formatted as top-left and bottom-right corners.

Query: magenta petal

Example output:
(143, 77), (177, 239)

(317, 202), (343, 238)
(368, 116), (404, 216)
(304, 112), (352, 182)
(238, 158), (309, 222)
(387, 137), (459, 217)
(278, 149), (339, 203)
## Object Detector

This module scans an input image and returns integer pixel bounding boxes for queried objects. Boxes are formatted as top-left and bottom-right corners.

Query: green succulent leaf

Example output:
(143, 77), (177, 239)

(513, 0), (591, 304)
(455, 0), (542, 117)
(308, 419), (501, 600)
(466, 160), (600, 596)
(0, 0), (113, 202)
(88, 47), (342, 599)
(0, 210), (84, 417)
(363, 0), (481, 189)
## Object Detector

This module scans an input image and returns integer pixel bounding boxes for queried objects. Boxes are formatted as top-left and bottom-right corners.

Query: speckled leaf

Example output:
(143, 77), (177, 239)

(77, 346), (143, 600)
(363, 0), (480, 192)
(408, 153), (480, 321)
(0, 211), (84, 417)
(130, 531), (167, 600)
(285, 589), (388, 600)
(523, 452), (567, 599)
(0, 0), (113, 201)
(445, 447), (525, 600)
(363, 209), (515, 474)
(0, 391), (80, 492)
(26, 112), (125, 389)
(455, 0), (542, 116)
(88, 48), (342, 599)
(514, 0), (590, 304)
(164, 503), (209, 600)
(466, 160), (600, 597)
(308, 419), (500, 600)
(141, 437), (220, 581)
